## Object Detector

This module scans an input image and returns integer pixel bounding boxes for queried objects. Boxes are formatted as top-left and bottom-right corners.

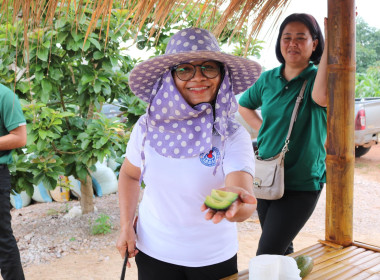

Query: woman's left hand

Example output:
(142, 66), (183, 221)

(201, 186), (257, 224)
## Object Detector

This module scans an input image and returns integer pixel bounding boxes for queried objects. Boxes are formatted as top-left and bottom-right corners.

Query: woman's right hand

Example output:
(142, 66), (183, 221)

(116, 220), (139, 267)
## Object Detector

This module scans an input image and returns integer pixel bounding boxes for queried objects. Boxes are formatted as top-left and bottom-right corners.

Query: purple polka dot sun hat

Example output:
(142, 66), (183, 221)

(129, 27), (262, 100)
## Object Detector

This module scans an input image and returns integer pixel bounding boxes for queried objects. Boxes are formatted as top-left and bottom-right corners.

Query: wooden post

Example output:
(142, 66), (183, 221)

(325, 0), (356, 246)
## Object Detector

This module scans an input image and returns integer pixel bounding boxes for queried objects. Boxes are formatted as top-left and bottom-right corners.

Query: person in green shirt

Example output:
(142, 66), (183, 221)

(0, 83), (27, 280)
(238, 13), (327, 255)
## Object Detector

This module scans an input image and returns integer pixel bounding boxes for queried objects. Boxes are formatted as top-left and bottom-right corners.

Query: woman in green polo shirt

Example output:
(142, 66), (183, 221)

(238, 13), (327, 255)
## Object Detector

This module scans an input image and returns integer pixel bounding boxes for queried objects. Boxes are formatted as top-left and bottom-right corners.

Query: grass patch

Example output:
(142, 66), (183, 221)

(90, 213), (113, 235)
(46, 203), (71, 216)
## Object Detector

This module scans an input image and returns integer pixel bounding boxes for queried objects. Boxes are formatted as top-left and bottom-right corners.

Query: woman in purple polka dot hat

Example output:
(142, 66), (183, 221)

(116, 27), (261, 279)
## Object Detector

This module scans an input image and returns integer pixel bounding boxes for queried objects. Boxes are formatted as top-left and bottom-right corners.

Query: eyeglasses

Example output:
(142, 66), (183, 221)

(172, 61), (222, 81)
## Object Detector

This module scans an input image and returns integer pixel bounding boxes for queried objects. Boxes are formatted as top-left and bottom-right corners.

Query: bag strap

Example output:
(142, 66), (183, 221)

(281, 80), (308, 154)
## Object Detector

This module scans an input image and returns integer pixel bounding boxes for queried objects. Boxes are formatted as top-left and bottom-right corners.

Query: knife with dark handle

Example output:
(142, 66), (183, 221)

(120, 248), (128, 280)
(120, 216), (138, 280)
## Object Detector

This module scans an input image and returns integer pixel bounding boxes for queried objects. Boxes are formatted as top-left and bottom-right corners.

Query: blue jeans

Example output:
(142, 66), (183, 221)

(0, 166), (25, 280)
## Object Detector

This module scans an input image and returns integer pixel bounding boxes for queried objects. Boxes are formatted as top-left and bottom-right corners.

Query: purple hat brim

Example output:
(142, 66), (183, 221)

(129, 50), (262, 103)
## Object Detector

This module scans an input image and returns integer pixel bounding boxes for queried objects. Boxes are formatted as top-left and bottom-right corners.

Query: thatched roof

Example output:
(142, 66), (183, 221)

(0, 0), (291, 49)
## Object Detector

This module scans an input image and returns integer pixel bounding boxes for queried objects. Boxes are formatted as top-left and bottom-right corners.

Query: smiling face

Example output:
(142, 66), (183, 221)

(173, 60), (222, 107)
(280, 21), (318, 68)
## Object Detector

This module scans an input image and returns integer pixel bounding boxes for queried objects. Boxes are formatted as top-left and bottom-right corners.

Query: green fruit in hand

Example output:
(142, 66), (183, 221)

(211, 189), (239, 202)
(204, 189), (238, 211)
(294, 255), (314, 278)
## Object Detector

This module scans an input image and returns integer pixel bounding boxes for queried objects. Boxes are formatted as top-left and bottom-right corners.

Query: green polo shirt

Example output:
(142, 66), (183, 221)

(0, 84), (26, 164)
(239, 63), (326, 191)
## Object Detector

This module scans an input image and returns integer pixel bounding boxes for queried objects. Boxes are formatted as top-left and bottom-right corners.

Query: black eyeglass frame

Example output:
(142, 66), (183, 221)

(171, 60), (224, 81)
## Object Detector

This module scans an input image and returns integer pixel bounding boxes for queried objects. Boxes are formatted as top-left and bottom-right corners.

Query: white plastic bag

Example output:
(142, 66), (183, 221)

(91, 162), (118, 195)
(10, 190), (31, 209)
(32, 182), (53, 203)
(249, 255), (301, 280)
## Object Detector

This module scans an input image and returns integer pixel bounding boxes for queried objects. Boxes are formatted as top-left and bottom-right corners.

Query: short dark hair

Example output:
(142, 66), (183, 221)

(275, 13), (324, 65)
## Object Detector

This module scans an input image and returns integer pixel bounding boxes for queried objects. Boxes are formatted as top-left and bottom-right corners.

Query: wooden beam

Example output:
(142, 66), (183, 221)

(325, 0), (356, 246)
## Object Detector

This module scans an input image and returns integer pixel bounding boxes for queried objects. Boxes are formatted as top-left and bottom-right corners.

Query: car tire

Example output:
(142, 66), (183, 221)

(355, 146), (371, 158)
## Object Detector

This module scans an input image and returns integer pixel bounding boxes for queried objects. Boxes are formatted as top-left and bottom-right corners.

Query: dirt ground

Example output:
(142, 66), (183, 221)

(5, 145), (380, 280)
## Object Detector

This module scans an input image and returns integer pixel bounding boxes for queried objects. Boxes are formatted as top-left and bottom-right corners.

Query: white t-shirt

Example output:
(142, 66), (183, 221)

(126, 118), (255, 267)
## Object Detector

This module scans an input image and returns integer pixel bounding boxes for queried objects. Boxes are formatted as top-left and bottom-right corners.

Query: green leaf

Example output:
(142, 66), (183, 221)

(33, 172), (45, 186)
(78, 132), (90, 141)
(40, 89), (50, 104)
(42, 176), (57, 190)
(102, 60), (113, 71)
(60, 112), (75, 118)
(95, 136), (108, 149)
(81, 74), (95, 85)
(49, 67), (62, 80)
(38, 130), (48, 140)
(66, 38), (75, 51)
(88, 38), (101, 51)
(93, 51), (104, 60)
(110, 56), (119, 67)
(102, 84), (111, 95)
(94, 80), (102, 93)
(72, 41), (81, 51)
(41, 79), (53, 94)
(71, 31), (83, 42)
(36, 139), (47, 151)
(82, 40), (91, 52)
(81, 139), (91, 150)
(98, 76), (110, 83)
(43, 40), (51, 48)
(16, 82), (30, 93)
(35, 71), (44, 81)
(76, 165), (89, 181)
(37, 48), (49, 62)
(55, 18), (67, 29)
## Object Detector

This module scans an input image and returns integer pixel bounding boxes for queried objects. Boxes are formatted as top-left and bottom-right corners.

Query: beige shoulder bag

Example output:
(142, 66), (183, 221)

(253, 80), (308, 200)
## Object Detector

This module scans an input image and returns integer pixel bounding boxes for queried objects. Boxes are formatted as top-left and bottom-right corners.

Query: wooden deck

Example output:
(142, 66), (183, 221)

(222, 241), (380, 280)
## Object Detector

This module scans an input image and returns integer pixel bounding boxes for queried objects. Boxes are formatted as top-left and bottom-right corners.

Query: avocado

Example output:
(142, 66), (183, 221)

(211, 189), (239, 202)
(294, 255), (314, 278)
(204, 189), (238, 211)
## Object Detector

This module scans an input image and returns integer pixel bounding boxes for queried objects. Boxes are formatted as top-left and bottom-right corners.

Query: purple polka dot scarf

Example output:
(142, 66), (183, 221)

(140, 68), (239, 159)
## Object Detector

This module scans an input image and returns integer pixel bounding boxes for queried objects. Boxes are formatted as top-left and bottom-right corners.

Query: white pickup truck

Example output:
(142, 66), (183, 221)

(354, 97), (380, 157)
(236, 97), (380, 157)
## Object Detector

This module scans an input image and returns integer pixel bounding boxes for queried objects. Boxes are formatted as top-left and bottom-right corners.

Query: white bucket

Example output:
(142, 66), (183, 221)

(249, 255), (301, 280)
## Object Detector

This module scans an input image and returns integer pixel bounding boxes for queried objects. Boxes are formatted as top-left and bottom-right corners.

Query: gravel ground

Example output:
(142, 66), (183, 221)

(12, 194), (121, 267)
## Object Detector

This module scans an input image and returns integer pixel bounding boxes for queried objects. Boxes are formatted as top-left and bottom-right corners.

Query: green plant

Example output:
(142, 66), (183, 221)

(46, 203), (71, 216)
(69, 237), (76, 241)
(90, 213), (113, 235)
(1, 3), (134, 213)
(355, 64), (380, 98)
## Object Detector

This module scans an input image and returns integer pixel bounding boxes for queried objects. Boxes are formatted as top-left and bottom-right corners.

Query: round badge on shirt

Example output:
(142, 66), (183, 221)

(199, 147), (220, 167)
